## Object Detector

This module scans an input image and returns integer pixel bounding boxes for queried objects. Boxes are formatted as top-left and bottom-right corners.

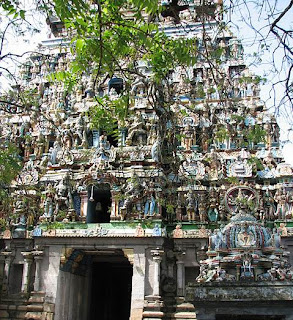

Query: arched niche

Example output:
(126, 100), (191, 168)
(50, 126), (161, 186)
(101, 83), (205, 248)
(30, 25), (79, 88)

(86, 183), (111, 223)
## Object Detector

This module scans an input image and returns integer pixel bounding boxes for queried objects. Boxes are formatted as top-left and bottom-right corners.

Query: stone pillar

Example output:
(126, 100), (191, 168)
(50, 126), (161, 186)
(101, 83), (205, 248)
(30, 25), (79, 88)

(1, 251), (13, 295)
(111, 191), (119, 219)
(175, 251), (185, 297)
(32, 250), (44, 291)
(236, 264), (241, 281)
(151, 249), (164, 297)
(130, 246), (146, 320)
(80, 191), (88, 219)
(21, 252), (33, 293)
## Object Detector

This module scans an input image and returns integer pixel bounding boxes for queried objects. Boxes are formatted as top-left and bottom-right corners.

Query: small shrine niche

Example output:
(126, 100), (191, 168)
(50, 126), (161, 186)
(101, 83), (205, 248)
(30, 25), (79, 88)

(108, 77), (124, 95)
(87, 184), (112, 223)
(8, 264), (23, 294)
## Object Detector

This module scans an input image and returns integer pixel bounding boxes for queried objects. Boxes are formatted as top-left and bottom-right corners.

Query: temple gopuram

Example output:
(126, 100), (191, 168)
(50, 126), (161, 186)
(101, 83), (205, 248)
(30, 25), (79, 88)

(0, 1), (293, 320)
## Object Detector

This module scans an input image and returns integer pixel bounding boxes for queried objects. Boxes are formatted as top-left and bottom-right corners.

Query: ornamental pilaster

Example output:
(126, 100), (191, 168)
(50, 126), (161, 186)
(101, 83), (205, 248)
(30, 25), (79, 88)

(150, 249), (164, 297)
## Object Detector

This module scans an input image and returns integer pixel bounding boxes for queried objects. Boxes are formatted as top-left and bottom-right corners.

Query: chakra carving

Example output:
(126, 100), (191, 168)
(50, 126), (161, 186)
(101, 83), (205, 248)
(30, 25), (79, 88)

(224, 186), (258, 216)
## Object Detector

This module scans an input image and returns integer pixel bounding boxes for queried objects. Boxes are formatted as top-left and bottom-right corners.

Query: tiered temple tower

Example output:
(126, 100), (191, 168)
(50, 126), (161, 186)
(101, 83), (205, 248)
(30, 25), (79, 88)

(0, 1), (293, 320)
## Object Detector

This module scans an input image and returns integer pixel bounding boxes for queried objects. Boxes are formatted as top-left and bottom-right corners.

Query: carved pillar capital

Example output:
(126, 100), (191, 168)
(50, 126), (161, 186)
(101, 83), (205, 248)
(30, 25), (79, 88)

(32, 250), (44, 259)
(150, 249), (164, 261)
(175, 250), (186, 262)
(21, 251), (33, 262)
(1, 251), (13, 261)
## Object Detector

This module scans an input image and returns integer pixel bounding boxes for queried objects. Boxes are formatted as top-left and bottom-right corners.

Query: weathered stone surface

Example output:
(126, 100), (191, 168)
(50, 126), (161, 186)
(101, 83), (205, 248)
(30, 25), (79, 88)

(0, 310), (9, 318)
(187, 282), (293, 302)
(43, 304), (54, 313)
(25, 311), (43, 319)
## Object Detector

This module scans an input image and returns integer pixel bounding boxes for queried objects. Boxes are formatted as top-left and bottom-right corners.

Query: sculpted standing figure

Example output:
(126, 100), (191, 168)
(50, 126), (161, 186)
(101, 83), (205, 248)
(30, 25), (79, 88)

(181, 123), (195, 150)
(120, 174), (143, 217)
(125, 113), (147, 146)
(201, 127), (209, 153)
(42, 184), (55, 218)
(34, 131), (46, 158)
(62, 124), (73, 150)
(208, 189), (219, 222)
(204, 149), (222, 180)
(274, 188), (287, 220)
(198, 193), (207, 222)
(185, 189), (196, 221)
(263, 189), (276, 220)
(144, 194), (157, 217)
(49, 140), (61, 165)
(240, 258), (254, 280)
(286, 191), (293, 219)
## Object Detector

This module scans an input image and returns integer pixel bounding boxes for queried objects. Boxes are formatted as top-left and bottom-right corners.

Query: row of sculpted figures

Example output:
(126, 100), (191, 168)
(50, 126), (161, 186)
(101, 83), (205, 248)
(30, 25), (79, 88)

(5, 176), (293, 230)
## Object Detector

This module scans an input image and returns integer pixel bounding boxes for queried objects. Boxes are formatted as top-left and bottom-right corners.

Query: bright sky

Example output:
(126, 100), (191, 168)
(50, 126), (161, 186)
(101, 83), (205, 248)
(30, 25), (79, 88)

(227, 0), (293, 164)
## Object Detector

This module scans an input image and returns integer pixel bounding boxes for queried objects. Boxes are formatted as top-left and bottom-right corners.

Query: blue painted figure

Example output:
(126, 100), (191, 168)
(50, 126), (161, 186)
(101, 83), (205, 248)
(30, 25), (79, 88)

(144, 195), (157, 217)
(33, 225), (42, 237)
(152, 224), (161, 236)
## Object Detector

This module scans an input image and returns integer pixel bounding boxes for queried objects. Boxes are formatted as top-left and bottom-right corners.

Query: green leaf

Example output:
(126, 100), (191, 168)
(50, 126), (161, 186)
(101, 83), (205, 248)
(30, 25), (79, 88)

(76, 38), (85, 53)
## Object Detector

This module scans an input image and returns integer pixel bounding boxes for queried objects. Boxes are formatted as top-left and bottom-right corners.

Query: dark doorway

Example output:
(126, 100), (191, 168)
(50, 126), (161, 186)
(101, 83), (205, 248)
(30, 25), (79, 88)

(9, 264), (23, 294)
(89, 258), (133, 320)
(87, 184), (111, 223)
(216, 316), (285, 320)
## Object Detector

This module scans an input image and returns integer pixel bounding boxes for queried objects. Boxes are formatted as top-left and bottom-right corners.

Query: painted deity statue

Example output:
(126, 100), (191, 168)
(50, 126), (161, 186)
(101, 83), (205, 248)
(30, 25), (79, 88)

(263, 189), (276, 220)
(208, 189), (219, 222)
(198, 193), (207, 222)
(185, 189), (196, 221)
(42, 183), (55, 218)
(144, 194), (157, 217)
(274, 188), (288, 220)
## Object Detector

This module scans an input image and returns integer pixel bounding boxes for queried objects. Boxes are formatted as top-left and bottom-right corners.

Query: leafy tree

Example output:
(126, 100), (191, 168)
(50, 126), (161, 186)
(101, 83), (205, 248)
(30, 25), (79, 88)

(0, 143), (22, 215)
(0, 0), (291, 169)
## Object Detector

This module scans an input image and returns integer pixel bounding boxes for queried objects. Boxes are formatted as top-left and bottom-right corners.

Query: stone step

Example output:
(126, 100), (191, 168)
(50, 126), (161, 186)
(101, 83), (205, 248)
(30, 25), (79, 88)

(168, 312), (197, 319)
(1, 298), (27, 305)
(26, 304), (43, 312)
(0, 295), (28, 320)
(0, 310), (9, 318)
(30, 291), (46, 296)
(28, 296), (45, 304)
(0, 292), (50, 320)
(25, 311), (44, 319)
(0, 310), (26, 319)
(0, 304), (27, 311)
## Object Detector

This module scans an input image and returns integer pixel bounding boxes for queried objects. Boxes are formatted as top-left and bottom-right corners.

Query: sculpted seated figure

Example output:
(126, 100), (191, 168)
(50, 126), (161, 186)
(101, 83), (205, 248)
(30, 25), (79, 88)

(240, 259), (254, 280)
(196, 265), (217, 283)
(125, 114), (147, 146)
(237, 226), (256, 247)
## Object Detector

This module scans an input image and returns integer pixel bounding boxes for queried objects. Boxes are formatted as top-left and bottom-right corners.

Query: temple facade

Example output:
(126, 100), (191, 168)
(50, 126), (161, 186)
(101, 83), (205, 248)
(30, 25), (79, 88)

(0, 1), (293, 320)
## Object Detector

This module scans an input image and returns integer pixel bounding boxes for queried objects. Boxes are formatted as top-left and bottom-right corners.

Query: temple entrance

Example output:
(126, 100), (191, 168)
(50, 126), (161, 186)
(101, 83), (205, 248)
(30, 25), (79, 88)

(87, 183), (111, 223)
(89, 252), (133, 320)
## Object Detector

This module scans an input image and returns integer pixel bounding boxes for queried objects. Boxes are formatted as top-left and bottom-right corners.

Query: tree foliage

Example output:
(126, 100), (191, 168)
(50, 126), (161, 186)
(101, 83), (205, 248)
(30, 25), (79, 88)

(0, 143), (22, 213)
(0, 0), (292, 168)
